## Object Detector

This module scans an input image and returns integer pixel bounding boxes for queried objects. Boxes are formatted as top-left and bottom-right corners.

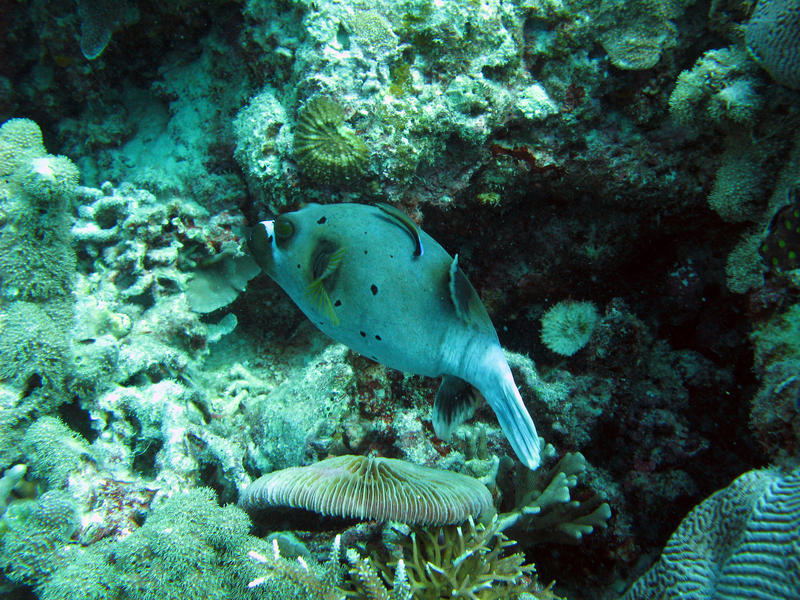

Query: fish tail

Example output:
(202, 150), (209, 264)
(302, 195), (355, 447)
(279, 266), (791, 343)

(481, 360), (542, 470)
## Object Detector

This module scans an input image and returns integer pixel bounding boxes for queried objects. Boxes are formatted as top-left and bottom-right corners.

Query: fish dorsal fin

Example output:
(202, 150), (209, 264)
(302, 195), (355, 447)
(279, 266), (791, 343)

(376, 202), (423, 257)
(306, 242), (345, 325)
(448, 254), (495, 334)
(433, 376), (483, 440)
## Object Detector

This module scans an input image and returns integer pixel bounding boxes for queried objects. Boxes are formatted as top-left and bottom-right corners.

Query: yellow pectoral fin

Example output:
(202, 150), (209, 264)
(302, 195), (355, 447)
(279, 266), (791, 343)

(306, 278), (340, 326)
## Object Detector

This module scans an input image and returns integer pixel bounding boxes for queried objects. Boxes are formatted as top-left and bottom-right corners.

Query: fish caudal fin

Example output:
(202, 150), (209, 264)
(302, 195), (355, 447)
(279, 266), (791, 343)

(483, 368), (542, 470)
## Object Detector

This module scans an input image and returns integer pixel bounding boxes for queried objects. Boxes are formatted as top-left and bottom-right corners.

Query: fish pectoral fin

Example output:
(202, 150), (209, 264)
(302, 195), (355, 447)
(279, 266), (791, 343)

(306, 241), (344, 325)
(312, 243), (346, 281)
(306, 278), (340, 325)
(432, 375), (482, 441)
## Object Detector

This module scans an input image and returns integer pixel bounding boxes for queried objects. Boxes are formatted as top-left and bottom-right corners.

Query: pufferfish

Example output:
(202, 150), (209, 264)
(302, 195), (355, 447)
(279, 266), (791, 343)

(248, 203), (542, 470)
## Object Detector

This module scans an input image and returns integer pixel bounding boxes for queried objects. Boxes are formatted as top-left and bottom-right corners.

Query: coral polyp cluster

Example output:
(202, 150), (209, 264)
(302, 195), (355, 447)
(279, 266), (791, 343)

(294, 96), (369, 185)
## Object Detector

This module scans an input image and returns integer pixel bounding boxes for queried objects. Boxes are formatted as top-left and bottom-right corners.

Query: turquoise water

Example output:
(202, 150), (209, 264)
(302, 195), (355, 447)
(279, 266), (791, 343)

(0, 0), (799, 598)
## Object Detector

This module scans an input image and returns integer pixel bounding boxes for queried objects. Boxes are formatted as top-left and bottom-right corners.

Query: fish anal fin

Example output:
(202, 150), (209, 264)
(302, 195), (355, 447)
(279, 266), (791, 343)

(433, 375), (482, 441)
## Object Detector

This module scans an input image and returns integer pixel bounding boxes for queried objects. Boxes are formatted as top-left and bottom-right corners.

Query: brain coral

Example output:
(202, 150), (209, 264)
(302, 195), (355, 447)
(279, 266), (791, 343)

(294, 96), (369, 185)
(746, 0), (800, 90)
(622, 466), (800, 600)
(240, 454), (492, 526)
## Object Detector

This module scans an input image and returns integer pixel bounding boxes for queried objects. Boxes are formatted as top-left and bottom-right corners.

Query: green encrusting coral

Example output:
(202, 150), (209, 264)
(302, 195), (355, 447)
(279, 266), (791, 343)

(294, 96), (369, 185)
(29, 488), (284, 600)
(0, 490), (78, 587)
(0, 118), (78, 415)
(244, 518), (562, 600)
(0, 118), (79, 302)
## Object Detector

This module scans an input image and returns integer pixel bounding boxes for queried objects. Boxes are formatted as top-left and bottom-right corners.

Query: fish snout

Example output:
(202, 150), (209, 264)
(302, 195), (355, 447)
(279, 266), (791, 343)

(247, 220), (276, 271)
(260, 219), (275, 241)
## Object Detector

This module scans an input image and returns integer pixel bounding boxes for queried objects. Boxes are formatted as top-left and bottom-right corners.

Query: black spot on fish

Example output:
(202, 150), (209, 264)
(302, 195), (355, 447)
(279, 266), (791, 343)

(317, 216), (327, 224)
(375, 334), (382, 341)
(334, 299), (342, 307)
(296, 264), (301, 269)
(364, 249), (368, 255)
(360, 331), (366, 337)
(370, 284), (378, 295)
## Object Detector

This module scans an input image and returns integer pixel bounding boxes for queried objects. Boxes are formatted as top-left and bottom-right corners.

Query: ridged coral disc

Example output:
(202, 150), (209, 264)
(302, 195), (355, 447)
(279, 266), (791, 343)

(294, 96), (369, 184)
(240, 454), (493, 526)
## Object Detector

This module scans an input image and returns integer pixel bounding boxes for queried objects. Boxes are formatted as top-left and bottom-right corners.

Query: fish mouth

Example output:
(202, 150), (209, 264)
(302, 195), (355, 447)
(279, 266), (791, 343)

(247, 220), (276, 272)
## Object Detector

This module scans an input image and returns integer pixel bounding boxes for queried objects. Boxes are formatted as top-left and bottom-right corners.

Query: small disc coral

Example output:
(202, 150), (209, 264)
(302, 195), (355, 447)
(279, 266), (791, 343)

(540, 300), (600, 357)
(293, 96), (369, 185)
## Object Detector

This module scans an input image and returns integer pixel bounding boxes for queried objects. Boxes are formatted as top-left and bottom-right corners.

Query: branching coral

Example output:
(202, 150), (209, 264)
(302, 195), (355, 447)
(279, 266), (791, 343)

(500, 452), (612, 545)
(345, 549), (411, 600)
(345, 516), (561, 600)
(403, 516), (537, 599)
(244, 507), (564, 599)
(247, 535), (346, 600)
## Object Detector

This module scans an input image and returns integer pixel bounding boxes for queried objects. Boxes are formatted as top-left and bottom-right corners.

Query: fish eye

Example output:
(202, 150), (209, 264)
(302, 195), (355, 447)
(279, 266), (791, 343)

(274, 215), (295, 241)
